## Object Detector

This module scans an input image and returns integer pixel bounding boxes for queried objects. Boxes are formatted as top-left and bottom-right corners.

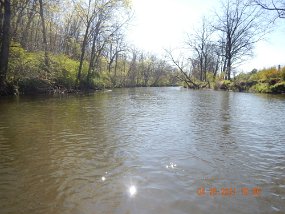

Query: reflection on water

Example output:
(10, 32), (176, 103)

(0, 88), (285, 214)
(129, 185), (137, 197)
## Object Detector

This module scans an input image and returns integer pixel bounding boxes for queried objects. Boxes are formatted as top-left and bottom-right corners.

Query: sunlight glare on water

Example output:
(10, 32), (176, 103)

(129, 185), (137, 197)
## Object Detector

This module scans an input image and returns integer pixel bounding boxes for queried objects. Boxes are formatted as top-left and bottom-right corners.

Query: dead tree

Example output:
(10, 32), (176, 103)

(165, 49), (199, 89)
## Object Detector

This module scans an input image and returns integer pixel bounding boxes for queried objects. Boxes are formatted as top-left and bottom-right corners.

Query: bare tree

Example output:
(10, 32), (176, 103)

(186, 18), (220, 81)
(106, 33), (126, 86)
(214, 0), (269, 80)
(165, 49), (199, 89)
(150, 59), (169, 87)
(253, 0), (285, 19)
(127, 47), (139, 87)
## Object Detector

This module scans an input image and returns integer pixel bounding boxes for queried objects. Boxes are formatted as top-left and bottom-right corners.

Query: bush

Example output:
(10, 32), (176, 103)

(217, 80), (231, 90)
(250, 67), (281, 83)
(270, 81), (285, 93)
(281, 67), (285, 81)
(51, 54), (79, 89)
(18, 78), (52, 94)
(249, 83), (271, 93)
(7, 44), (85, 93)
(8, 43), (44, 83)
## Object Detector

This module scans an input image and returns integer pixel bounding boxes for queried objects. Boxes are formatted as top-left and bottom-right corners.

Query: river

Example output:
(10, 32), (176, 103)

(0, 87), (284, 214)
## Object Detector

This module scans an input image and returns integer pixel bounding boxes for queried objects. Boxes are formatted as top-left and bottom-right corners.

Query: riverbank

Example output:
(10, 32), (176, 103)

(181, 66), (285, 94)
(0, 44), (179, 96)
(1, 44), (284, 96)
(212, 67), (285, 94)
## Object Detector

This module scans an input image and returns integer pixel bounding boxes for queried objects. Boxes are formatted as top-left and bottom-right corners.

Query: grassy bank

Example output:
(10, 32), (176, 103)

(203, 67), (285, 94)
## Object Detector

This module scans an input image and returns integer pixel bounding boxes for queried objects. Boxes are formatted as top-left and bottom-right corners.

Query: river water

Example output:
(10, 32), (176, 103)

(0, 87), (284, 214)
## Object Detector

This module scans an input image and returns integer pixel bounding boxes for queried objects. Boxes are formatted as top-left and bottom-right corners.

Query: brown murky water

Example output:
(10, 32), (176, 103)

(0, 87), (285, 214)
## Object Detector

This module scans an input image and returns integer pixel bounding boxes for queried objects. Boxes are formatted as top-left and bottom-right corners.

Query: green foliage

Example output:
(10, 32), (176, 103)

(8, 43), (44, 82)
(215, 80), (231, 90)
(208, 66), (285, 93)
(18, 78), (52, 94)
(80, 71), (113, 89)
(281, 67), (285, 81)
(7, 44), (284, 95)
(206, 72), (215, 83)
(249, 83), (271, 93)
(270, 81), (285, 93)
(8, 44), (81, 93)
(235, 72), (251, 82)
(50, 54), (79, 89)
(247, 66), (285, 93)
(250, 67), (280, 82)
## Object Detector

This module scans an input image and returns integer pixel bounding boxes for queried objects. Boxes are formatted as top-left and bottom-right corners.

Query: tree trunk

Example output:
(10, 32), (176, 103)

(0, 2), (4, 44)
(113, 52), (118, 86)
(199, 55), (203, 81)
(87, 29), (101, 84)
(22, 0), (36, 49)
(0, 0), (11, 91)
(38, 0), (49, 68)
(77, 23), (90, 84)
(226, 56), (231, 80)
(204, 54), (207, 81)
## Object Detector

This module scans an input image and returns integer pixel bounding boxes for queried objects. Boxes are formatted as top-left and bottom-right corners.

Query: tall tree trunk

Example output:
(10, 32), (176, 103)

(214, 58), (219, 79)
(204, 54), (207, 81)
(34, 19), (41, 50)
(0, 0), (11, 92)
(114, 51), (118, 86)
(22, 0), (36, 50)
(226, 56), (231, 80)
(0, 2), (4, 43)
(199, 55), (203, 81)
(38, 0), (49, 69)
(77, 23), (90, 85)
(87, 21), (101, 84)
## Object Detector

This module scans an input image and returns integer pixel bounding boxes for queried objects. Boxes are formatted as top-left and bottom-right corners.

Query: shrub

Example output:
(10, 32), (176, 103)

(249, 83), (271, 93)
(51, 54), (79, 89)
(281, 67), (285, 81)
(8, 43), (44, 83)
(270, 81), (285, 93)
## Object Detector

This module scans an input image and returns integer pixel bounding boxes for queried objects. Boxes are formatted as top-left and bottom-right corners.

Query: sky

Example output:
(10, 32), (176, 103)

(127, 0), (285, 72)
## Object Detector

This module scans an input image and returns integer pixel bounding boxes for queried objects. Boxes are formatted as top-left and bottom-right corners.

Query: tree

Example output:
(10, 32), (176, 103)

(0, 0), (11, 92)
(186, 18), (220, 81)
(76, 0), (94, 84)
(21, 0), (37, 50)
(0, 0), (177, 94)
(150, 58), (170, 87)
(75, 0), (130, 86)
(165, 49), (199, 89)
(214, 0), (269, 80)
(253, 0), (285, 19)
(106, 33), (126, 86)
(126, 47), (139, 87)
(38, 0), (49, 68)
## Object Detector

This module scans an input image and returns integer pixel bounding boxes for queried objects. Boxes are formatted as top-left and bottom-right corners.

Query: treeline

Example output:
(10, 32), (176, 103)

(1, 0), (284, 95)
(0, 0), (179, 95)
